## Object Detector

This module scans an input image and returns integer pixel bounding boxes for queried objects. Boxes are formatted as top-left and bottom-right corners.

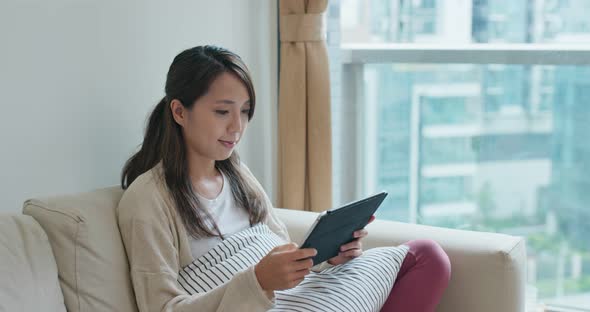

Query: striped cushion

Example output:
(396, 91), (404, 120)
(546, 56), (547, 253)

(178, 224), (408, 312)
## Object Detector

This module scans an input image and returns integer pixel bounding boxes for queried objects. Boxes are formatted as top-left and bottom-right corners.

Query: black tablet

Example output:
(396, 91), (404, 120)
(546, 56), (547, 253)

(299, 191), (388, 265)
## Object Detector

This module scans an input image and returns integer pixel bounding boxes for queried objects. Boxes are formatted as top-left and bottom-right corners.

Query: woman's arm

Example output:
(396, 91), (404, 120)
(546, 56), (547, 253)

(117, 183), (273, 312)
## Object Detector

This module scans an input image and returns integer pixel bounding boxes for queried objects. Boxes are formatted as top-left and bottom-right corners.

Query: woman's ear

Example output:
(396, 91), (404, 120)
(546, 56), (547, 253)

(170, 99), (185, 127)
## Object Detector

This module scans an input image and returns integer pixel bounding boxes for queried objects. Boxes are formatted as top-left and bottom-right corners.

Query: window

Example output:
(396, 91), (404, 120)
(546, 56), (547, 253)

(328, 0), (590, 310)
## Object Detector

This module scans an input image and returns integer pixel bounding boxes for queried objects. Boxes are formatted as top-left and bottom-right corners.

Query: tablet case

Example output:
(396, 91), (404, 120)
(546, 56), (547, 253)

(300, 192), (387, 265)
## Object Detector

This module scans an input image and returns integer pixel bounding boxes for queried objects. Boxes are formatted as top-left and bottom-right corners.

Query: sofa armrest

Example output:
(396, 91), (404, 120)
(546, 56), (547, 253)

(274, 208), (526, 312)
(0, 214), (66, 312)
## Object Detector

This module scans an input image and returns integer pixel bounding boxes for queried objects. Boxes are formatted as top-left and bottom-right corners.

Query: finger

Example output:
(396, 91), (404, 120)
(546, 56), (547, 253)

(353, 229), (368, 238)
(326, 255), (339, 265)
(367, 215), (376, 224)
(288, 277), (306, 289)
(340, 239), (361, 251)
(290, 268), (311, 281)
(274, 243), (298, 252)
(288, 248), (317, 260)
(340, 249), (363, 258)
(292, 258), (314, 271)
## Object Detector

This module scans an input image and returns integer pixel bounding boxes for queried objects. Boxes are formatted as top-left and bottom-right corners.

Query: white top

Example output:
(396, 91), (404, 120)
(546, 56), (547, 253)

(189, 171), (251, 259)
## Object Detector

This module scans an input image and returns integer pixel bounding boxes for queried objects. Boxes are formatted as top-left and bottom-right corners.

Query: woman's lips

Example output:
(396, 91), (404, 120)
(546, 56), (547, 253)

(219, 140), (236, 148)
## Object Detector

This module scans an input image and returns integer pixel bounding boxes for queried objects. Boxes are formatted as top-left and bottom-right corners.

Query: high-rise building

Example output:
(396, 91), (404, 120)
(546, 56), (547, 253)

(358, 1), (553, 224)
(544, 66), (590, 249)
(534, 1), (590, 251)
(334, 0), (590, 304)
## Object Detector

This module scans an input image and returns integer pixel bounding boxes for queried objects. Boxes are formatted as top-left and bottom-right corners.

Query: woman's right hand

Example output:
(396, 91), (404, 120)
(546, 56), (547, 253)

(255, 243), (317, 291)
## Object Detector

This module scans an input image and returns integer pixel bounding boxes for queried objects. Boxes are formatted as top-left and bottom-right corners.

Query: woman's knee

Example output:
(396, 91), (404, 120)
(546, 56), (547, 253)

(405, 239), (451, 285)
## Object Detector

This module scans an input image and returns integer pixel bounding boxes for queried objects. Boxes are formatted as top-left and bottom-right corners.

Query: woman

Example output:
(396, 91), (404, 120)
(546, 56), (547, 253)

(117, 45), (451, 312)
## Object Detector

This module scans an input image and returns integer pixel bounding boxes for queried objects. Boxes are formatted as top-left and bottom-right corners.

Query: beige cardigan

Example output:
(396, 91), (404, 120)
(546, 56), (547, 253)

(117, 163), (328, 312)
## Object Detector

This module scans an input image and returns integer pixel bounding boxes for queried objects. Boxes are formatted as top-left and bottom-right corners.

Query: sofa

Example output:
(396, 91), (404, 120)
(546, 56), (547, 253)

(0, 186), (526, 311)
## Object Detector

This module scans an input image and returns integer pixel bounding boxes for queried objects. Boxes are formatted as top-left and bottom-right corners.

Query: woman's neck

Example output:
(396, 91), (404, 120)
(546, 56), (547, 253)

(186, 153), (224, 199)
(187, 153), (219, 181)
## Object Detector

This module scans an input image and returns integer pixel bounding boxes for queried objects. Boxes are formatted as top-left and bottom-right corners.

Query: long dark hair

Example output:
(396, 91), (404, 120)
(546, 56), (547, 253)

(121, 45), (268, 238)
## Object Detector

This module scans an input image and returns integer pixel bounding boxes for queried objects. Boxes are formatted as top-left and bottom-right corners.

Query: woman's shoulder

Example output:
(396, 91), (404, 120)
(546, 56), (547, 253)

(118, 163), (170, 223)
(127, 163), (164, 192)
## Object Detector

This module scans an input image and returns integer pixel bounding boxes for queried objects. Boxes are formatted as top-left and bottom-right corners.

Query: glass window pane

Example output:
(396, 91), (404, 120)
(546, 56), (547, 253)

(341, 0), (590, 44)
(362, 63), (590, 309)
(330, 1), (590, 309)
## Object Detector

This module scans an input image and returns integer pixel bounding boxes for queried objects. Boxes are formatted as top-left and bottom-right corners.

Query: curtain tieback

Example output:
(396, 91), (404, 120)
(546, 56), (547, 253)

(280, 13), (326, 42)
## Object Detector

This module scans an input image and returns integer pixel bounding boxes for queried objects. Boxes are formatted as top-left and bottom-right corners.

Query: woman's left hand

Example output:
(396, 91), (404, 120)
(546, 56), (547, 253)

(327, 215), (376, 266)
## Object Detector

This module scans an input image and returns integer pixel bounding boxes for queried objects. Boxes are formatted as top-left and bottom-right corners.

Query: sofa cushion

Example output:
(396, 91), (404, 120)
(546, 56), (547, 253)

(0, 214), (66, 312)
(23, 187), (138, 312)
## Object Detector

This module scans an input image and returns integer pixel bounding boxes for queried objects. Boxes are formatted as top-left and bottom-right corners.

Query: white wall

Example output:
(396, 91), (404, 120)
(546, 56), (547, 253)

(0, 0), (278, 212)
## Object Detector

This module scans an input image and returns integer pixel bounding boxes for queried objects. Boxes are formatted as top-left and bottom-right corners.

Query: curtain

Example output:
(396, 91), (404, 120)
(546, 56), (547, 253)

(277, 0), (332, 212)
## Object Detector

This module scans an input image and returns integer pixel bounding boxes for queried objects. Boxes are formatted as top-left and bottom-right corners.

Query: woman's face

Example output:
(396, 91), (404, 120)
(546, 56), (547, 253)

(175, 72), (251, 161)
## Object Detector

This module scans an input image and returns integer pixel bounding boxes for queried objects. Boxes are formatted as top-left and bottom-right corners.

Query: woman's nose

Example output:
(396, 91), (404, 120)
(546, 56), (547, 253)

(228, 112), (242, 133)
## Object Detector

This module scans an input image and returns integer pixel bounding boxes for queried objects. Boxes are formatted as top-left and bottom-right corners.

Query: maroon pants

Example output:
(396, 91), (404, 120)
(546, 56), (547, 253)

(380, 239), (451, 312)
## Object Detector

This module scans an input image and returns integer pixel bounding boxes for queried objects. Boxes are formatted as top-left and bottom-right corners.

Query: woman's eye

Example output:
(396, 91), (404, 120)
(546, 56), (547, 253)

(215, 110), (229, 115)
(241, 109), (251, 114)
